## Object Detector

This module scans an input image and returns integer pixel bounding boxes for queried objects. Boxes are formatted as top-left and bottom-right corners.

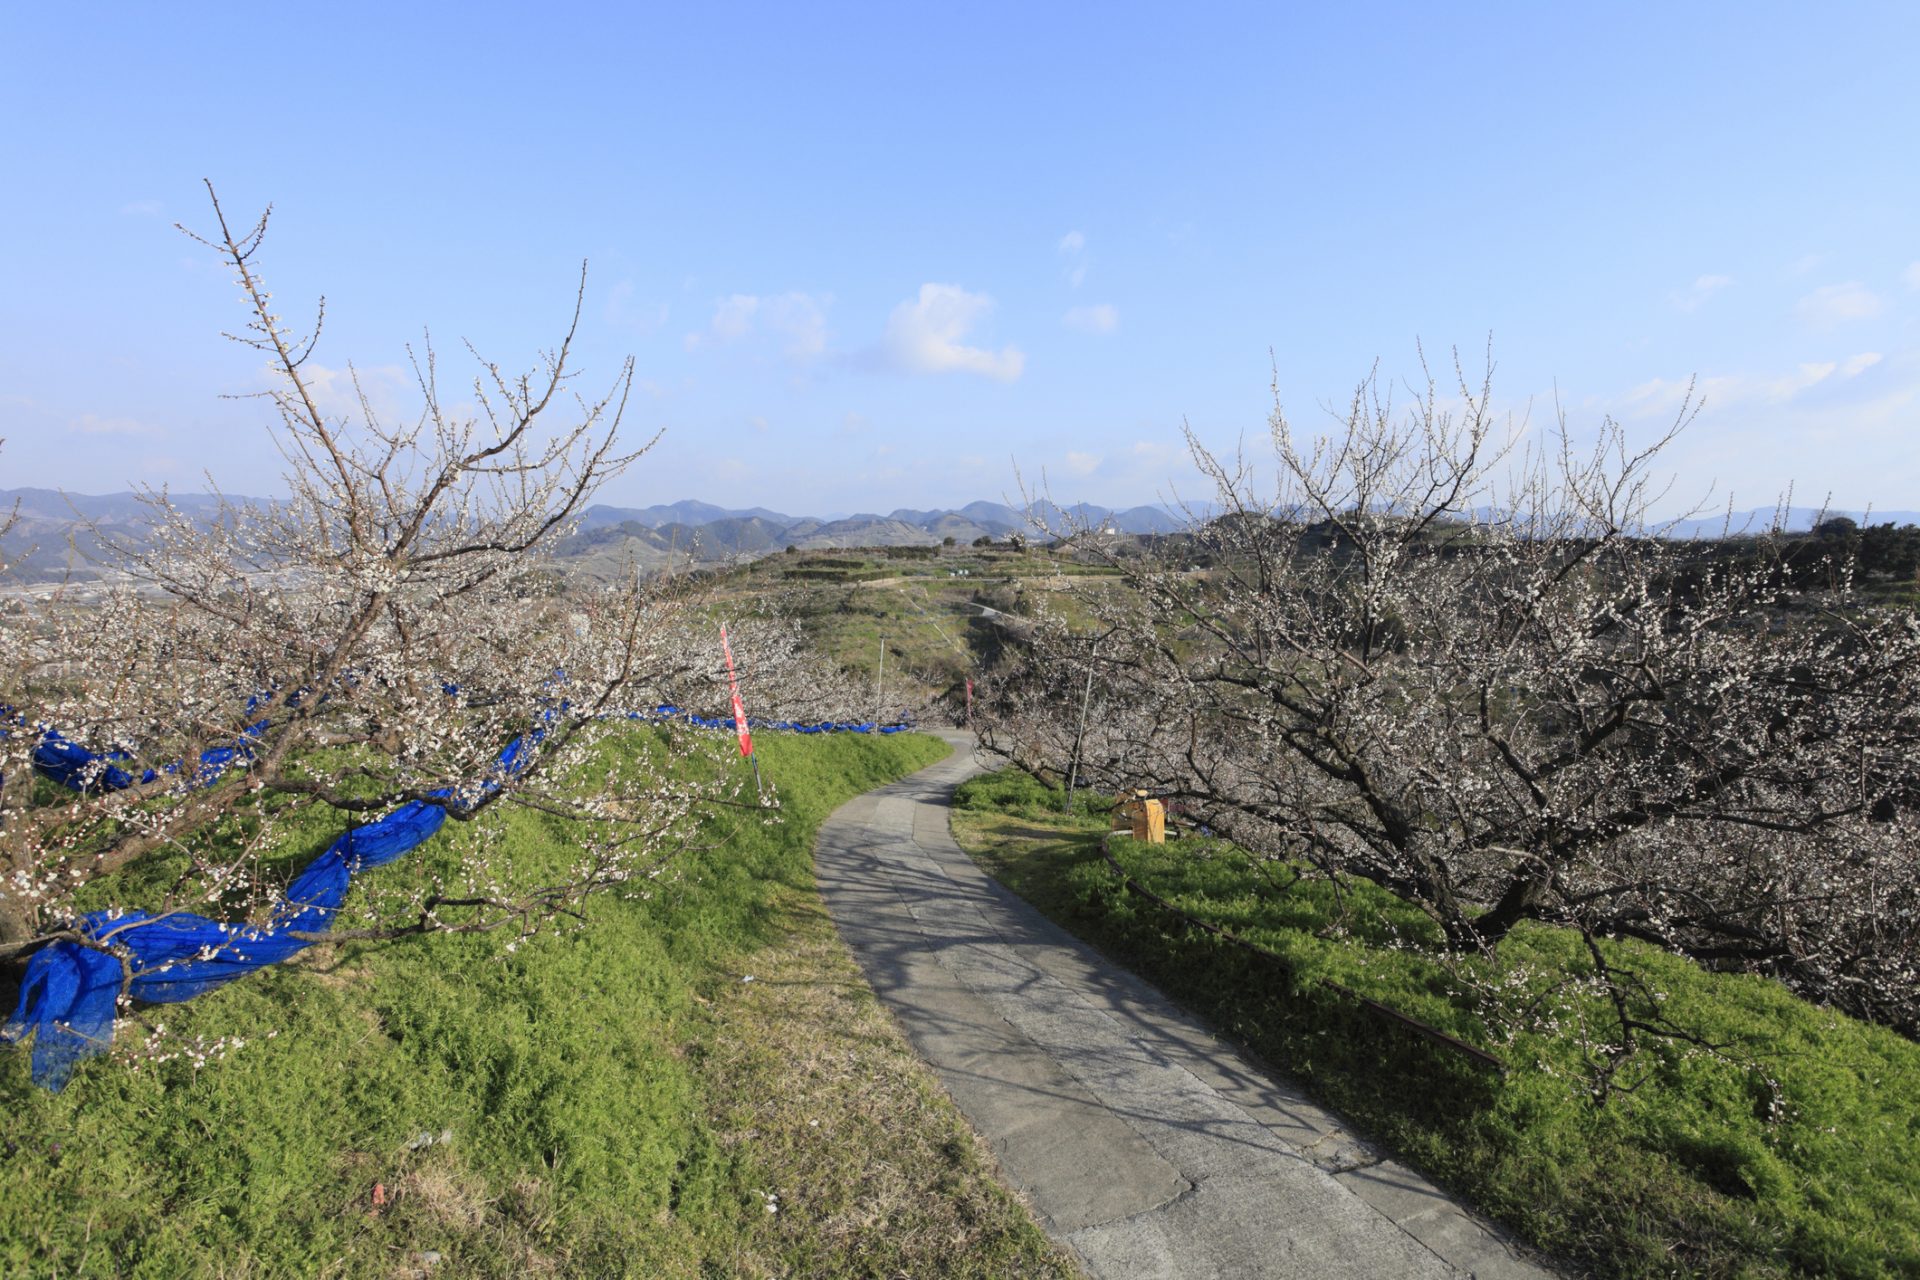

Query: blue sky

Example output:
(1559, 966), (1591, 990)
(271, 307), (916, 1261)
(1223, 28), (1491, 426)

(3, 2), (1916, 517)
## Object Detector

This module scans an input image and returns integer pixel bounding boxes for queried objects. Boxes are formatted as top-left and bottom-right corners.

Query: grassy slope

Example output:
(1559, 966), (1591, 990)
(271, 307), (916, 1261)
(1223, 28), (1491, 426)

(951, 770), (1920, 1280)
(708, 544), (1122, 707)
(1, 730), (1079, 1280)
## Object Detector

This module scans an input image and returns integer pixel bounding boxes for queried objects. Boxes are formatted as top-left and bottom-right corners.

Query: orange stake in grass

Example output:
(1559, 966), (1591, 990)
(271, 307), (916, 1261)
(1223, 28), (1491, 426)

(720, 626), (764, 798)
(719, 625), (752, 758)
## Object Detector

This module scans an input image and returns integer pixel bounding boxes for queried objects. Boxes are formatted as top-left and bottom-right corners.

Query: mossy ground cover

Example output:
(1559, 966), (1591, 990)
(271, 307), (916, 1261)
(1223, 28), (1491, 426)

(951, 768), (1920, 1280)
(1, 730), (1079, 1279)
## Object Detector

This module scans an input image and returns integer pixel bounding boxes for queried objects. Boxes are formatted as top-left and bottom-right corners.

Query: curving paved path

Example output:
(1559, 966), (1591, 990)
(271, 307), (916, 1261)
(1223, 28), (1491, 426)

(816, 731), (1556, 1280)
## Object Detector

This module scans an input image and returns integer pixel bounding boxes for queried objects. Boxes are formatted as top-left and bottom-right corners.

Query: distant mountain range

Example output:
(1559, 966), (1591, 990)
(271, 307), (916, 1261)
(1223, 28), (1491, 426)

(5, 487), (1915, 584)
(1656, 507), (1920, 539)
(571, 498), (1184, 537)
(0, 487), (234, 582)
(0, 488), (1187, 582)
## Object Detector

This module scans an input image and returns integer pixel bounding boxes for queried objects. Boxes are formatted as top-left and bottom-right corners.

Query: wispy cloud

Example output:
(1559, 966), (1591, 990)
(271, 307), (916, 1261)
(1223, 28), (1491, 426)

(1647, 349), (1920, 510)
(1669, 274), (1731, 312)
(1058, 230), (1088, 288)
(1796, 281), (1883, 327)
(883, 284), (1024, 381)
(118, 199), (163, 218)
(70, 413), (159, 437)
(685, 292), (830, 360)
(1063, 304), (1119, 334)
(604, 281), (668, 335)
(1034, 439), (1196, 502)
(1621, 349), (1887, 419)
(300, 363), (413, 423)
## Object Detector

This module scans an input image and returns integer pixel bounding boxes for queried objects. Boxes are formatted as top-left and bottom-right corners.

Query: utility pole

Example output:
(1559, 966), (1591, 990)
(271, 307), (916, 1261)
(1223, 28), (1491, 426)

(1064, 638), (1096, 813)
(876, 634), (886, 725)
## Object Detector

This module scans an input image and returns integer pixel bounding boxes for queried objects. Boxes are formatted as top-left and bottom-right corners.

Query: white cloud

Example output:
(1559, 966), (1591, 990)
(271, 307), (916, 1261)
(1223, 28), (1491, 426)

(1771, 362), (1837, 398)
(70, 413), (159, 437)
(1621, 350), (1890, 421)
(1124, 440), (1174, 465)
(685, 292), (830, 360)
(300, 363), (412, 424)
(1796, 281), (1883, 327)
(703, 295), (758, 344)
(1647, 351), (1920, 512)
(749, 415), (770, 434)
(883, 284), (1024, 381)
(1669, 274), (1731, 312)
(1621, 375), (1737, 419)
(1058, 230), (1089, 287)
(1904, 262), (1920, 291)
(604, 281), (668, 335)
(1101, 439), (1189, 489)
(1063, 304), (1120, 334)
(118, 199), (163, 217)
(1063, 450), (1100, 476)
(1752, 355), (1888, 400)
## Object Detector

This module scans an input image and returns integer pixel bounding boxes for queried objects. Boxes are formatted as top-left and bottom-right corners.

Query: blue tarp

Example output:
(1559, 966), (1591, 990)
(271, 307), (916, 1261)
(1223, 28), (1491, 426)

(4, 703), (917, 1090)
(3, 715), (534, 1091)
(640, 705), (914, 735)
(31, 721), (267, 792)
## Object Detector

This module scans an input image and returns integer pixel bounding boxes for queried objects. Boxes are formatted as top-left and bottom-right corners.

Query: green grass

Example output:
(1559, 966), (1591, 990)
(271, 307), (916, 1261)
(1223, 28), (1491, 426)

(951, 769), (1920, 1280)
(1, 731), (1079, 1279)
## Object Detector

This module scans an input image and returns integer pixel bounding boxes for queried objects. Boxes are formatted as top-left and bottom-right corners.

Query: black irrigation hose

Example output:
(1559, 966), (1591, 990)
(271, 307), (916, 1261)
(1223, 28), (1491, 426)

(1098, 837), (1508, 1074)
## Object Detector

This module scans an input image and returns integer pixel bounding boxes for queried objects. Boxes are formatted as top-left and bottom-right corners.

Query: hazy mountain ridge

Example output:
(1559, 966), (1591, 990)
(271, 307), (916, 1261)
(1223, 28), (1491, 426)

(1658, 507), (1920, 539)
(7, 487), (1916, 584)
(0, 488), (237, 582)
(0, 488), (1187, 582)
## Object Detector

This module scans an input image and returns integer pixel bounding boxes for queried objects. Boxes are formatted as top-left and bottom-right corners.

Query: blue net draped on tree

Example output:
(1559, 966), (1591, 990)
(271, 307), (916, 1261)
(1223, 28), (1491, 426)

(5, 704), (916, 1090)
(3, 714), (534, 1091)
(644, 706), (913, 734)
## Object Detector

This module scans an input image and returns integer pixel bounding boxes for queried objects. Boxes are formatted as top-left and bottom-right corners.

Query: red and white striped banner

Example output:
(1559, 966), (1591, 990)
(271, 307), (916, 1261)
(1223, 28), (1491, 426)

(720, 625), (753, 758)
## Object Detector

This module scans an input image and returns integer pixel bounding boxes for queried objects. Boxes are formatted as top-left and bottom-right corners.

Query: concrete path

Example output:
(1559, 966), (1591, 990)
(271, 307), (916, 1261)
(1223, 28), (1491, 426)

(815, 731), (1556, 1280)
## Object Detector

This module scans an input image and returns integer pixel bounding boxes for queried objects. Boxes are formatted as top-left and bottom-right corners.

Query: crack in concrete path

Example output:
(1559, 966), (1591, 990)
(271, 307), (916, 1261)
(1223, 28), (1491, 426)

(815, 732), (1556, 1279)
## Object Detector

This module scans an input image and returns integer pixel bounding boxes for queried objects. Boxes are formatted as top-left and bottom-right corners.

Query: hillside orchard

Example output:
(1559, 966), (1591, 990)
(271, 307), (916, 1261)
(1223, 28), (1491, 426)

(983, 361), (1920, 1073)
(0, 189), (858, 1024)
